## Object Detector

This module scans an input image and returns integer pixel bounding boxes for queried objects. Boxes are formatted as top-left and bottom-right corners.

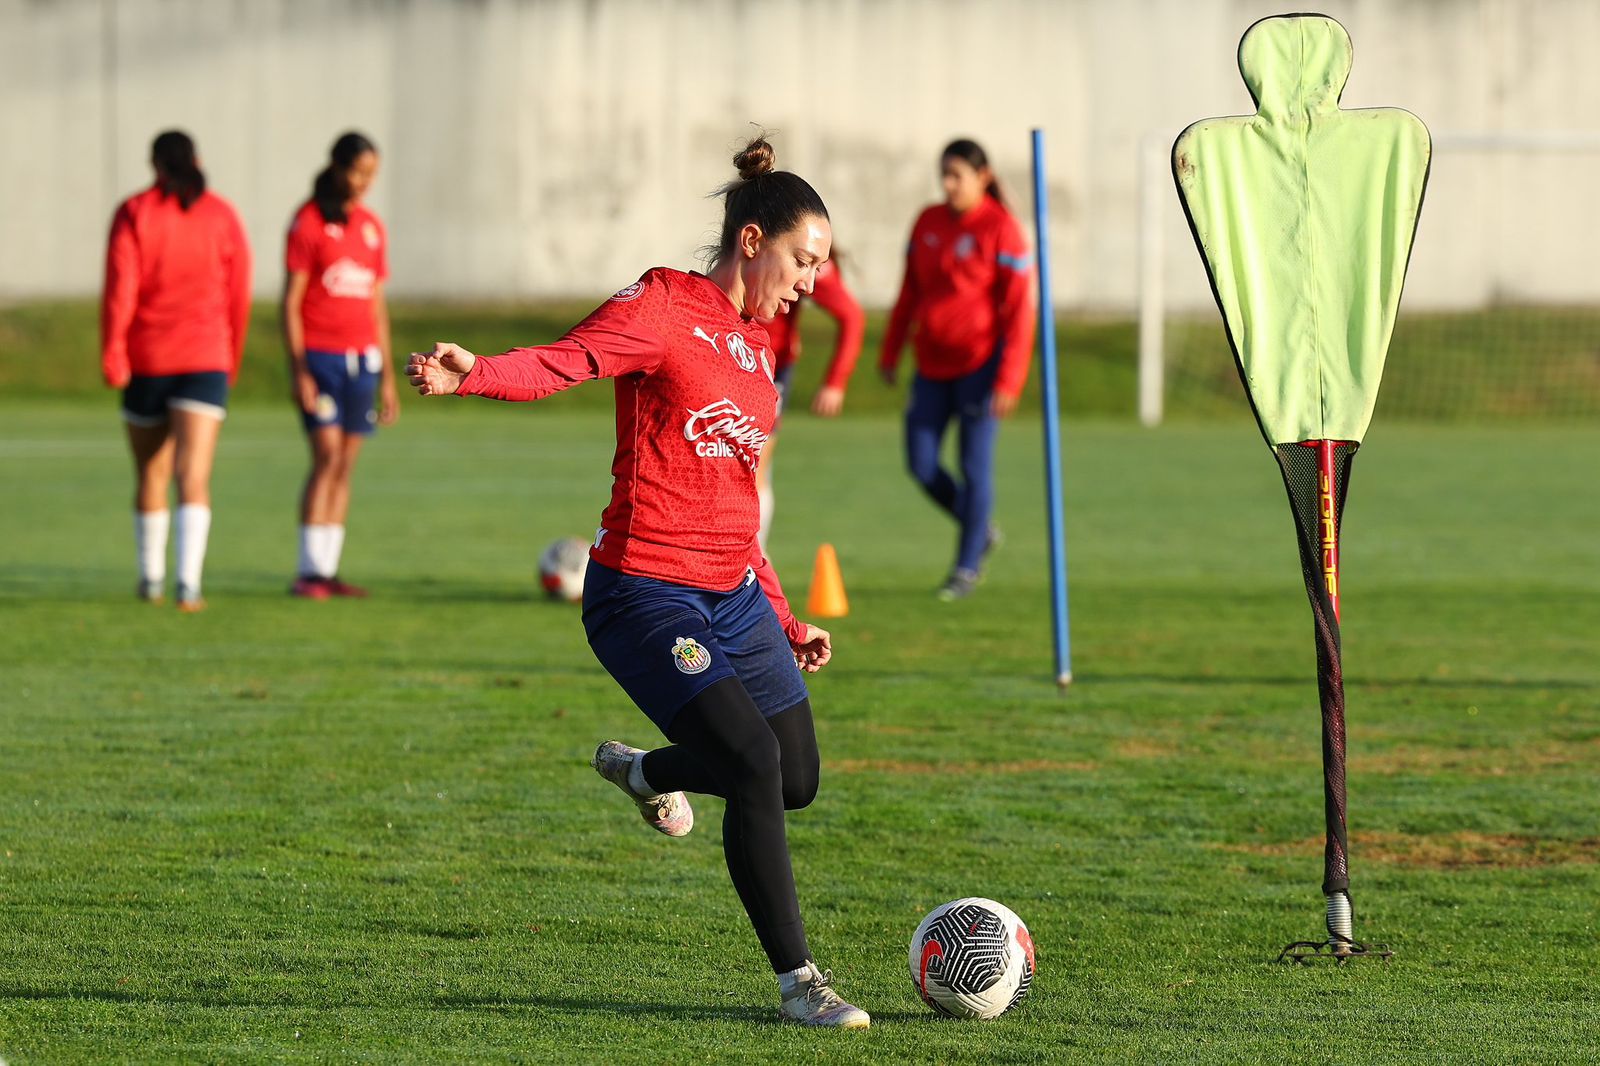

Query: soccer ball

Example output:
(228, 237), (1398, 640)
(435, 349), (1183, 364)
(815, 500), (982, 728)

(909, 897), (1035, 1019)
(537, 536), (589, 602)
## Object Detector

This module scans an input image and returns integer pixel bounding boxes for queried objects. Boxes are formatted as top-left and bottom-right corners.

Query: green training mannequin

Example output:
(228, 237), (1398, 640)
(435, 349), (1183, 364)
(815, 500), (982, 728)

(1173, 14), (1431, 447)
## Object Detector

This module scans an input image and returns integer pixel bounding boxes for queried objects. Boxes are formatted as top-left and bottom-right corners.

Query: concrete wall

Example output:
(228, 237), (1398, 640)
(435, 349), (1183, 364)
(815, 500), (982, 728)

(4, 0), (1599, 309)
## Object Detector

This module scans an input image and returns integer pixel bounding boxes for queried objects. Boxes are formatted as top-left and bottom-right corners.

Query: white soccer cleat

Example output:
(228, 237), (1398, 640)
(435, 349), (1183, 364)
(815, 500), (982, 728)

(591, 740), (694, 837)
(779, 963), (871, 1029)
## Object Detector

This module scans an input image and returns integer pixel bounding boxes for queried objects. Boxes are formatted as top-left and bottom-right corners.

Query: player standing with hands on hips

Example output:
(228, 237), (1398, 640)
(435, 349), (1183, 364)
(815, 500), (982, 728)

(881, 139), (1036, 600)
(283, 132), (398, 599)
(406, 137), (869, 1029)
(102, 130), (252, 612)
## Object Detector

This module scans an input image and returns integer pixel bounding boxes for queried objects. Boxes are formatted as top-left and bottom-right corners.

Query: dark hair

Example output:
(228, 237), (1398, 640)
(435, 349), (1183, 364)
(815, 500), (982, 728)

(711, 135), (829, 265)
(942, 138), (1007, 209)
(151, 130), (205, 210)
(312, 131), (377, 225)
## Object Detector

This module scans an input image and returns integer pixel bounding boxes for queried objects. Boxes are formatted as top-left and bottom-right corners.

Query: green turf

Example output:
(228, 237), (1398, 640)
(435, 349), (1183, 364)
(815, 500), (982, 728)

(1, 400), (1596, 1063)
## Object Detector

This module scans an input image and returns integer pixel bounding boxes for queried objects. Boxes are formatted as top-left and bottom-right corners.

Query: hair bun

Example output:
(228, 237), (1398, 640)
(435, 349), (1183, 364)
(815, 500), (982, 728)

(733, 138), (776, 182)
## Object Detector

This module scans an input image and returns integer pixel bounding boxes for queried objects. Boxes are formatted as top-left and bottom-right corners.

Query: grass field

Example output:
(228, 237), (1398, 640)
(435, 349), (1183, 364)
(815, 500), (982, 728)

(1, 398), (1597, 1063)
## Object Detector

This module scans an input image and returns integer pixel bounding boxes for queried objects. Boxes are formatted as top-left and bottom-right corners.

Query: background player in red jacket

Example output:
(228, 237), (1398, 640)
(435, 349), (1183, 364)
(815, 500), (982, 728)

(880, 138), (1036, 600)
(406, 138), (869, 1030)
(101, 130), (252, 611)
(754, 257), (865, 547)
(283, 132), (399, 599)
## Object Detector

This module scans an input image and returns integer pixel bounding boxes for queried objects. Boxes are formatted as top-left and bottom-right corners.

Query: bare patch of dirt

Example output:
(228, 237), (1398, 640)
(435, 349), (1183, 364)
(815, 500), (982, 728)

(1217, 830), (1600, 869)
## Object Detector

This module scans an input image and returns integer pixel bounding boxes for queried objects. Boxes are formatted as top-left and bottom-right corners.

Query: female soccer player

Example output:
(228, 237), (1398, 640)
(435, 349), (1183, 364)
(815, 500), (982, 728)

(283, 131), (398, 598)
(881, 138), (1036, 600)
(102, 130), (252, 611)
(755, 257), (865, 547)
(406, 138), (869, 1029)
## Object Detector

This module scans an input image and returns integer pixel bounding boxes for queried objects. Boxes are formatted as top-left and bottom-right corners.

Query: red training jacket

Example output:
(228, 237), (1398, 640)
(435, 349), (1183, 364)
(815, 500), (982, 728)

(100, 186), (252, 385)
(880, 195), (1036, 398)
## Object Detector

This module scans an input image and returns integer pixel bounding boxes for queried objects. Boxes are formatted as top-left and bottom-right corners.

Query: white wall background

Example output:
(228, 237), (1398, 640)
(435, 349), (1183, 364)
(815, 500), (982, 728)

(4, 0), (1599, 309)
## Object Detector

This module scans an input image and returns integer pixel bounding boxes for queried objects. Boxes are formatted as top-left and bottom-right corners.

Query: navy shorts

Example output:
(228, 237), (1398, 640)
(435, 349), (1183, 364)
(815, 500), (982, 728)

(121, 371), (229, 427)
(582, 560), (808, 731)
(303, 347), (382, 435)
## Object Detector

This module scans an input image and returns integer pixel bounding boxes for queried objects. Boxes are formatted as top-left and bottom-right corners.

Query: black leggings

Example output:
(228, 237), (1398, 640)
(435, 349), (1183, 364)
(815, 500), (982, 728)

(640, 677), (820, 973)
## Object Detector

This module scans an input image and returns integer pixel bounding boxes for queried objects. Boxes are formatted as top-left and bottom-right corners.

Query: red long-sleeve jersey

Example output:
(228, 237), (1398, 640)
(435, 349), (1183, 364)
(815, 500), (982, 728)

(880, 195), (1036, 398)
(455, 267), (806, 645)
(100, 186), (252, 386)
(762, 260), (866, 387)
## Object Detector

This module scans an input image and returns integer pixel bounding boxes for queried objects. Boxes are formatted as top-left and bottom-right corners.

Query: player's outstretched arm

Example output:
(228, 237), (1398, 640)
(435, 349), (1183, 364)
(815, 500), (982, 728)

(407, 342), (477, 396)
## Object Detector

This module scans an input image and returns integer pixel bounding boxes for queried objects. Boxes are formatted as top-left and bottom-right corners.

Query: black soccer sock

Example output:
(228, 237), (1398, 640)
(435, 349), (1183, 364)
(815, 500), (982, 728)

(656, 679), (814, 972)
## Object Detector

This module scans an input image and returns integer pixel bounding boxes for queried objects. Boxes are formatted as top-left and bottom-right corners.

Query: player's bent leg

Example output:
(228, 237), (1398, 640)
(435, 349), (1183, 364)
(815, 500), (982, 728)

(768, 699), (819, 811)
(904, 375), (959, 515)
(591, 740), (694, 837)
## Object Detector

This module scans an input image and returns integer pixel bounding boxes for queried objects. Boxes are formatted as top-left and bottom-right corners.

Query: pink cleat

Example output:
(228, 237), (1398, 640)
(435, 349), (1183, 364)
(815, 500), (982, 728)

(591, 740), (694, 837)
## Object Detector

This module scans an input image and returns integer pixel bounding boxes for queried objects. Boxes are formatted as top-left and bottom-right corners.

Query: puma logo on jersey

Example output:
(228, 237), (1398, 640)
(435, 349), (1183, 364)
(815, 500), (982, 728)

(692, 327), (721, 353)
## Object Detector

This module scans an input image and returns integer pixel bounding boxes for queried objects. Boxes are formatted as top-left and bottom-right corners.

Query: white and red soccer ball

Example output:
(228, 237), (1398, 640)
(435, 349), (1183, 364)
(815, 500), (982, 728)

(909, 897), (1035, 1019)
(537, 537), (589, 602)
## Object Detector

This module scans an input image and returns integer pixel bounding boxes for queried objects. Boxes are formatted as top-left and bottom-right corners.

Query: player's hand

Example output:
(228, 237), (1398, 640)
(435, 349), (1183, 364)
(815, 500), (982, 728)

(294, 369), (320, 415)
(879, 364), (897, 387)
(792, 623), (832, 673)
(105, 368), (131, 390)
(407, 342), (477, 397)
(378, 377), (401, 425)
(990, 390), (1020, 419)
(810, 385), (845, 417)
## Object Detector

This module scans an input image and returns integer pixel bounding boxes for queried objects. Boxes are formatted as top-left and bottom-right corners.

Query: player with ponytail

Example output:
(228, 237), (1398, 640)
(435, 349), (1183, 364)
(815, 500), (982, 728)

(283, 131), (398, 599)
(881, 138), (1036, 600)
(407, 136), (869, 1029)
(101, 130), (252, 611)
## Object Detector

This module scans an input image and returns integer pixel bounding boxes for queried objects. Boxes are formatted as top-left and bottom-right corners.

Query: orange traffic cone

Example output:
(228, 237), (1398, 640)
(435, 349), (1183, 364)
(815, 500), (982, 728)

(807, 543), (850, 618)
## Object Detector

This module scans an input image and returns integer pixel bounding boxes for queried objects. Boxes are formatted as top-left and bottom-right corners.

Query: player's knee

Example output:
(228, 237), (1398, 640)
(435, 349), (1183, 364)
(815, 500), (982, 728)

(726, 728), (782, 789)
(906, 449), (939, 486)
(781, 768), (818, 811)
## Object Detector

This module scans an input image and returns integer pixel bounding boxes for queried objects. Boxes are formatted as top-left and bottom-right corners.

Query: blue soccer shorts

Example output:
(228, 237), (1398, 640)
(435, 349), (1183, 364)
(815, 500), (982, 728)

(582, 559), (808, 731)
(121, 371), (230, 426)
(303, 347), (382, 435)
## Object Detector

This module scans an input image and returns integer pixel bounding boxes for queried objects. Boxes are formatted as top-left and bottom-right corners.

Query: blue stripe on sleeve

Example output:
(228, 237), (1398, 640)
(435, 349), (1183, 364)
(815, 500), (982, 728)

(996, 251), (1033, 272)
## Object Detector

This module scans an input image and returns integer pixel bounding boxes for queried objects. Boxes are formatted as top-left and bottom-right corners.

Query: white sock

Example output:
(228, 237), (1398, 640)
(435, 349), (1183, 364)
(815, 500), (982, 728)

(778, 963), (814, 997)
(300, 524), (342, 579)
(757, 483), (774, 551)
(135, 509), (170, 585)
(174, 504), (211, 595)
(627, 753), (656, 798)
(298, 524), (321, 578)
(324, 524), (346, 578)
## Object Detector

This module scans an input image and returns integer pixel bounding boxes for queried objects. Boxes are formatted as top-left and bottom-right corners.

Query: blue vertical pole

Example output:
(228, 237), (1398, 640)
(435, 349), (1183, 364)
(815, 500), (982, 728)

(1031, 128), (1073, 687)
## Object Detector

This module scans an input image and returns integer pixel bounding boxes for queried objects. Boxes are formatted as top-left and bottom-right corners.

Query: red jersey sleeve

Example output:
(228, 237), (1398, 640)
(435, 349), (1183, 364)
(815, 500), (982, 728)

(991, 213), (1037, 399)
(880, 217), (924, 376)
(284, 208), (317, 276)
(456, 272), (670, 402)
(223, 202), (253, 382)
(751, 549), (807, 648)
(809, 264), (866, 391)
(100, 202), (139, 387)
